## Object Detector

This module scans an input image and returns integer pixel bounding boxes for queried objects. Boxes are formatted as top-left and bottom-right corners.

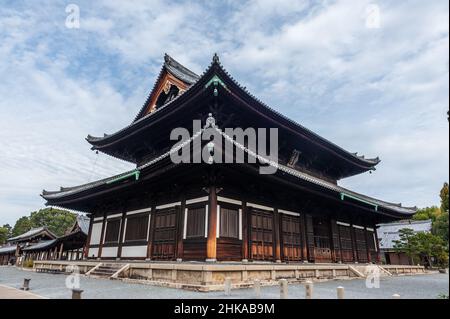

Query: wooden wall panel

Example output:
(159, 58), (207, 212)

(217, 238), (242, 261)
(183, 239), (207, 260)
(305, 214), (315, 262)
(330, 219), (341, 263)
(280, 214), (302, 262)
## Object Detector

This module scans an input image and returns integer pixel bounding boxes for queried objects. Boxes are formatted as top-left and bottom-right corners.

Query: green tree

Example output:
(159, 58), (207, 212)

(440, 182), (449, 213)
(29, 207), (76, 237)
(0, 227), (8, 244)
(393, 228), (418, 265)
(412, 206), (441, 221)
(413, 232), (448, 268)
(11, 216), (32, 237)
(393, 228), (448, 268)
(432, 212), (449, 244)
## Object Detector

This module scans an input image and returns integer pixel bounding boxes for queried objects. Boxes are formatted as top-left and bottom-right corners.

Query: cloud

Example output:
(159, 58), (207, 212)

(0, 0), (448, 225)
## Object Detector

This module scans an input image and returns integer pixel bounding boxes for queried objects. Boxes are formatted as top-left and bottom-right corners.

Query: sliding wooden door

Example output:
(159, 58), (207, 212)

(249, 209), (274, 261)
(151, 208), (177, 260)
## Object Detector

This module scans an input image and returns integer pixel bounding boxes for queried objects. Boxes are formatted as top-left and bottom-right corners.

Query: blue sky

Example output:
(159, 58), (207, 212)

(0, 0), (448, 225)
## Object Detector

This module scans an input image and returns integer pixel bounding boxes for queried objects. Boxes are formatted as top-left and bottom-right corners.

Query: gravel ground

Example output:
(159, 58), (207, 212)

(0, 266), (448, 299)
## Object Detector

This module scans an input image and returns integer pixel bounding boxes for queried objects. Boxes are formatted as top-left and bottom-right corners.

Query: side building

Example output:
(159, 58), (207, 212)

(377, 219), (432, 265)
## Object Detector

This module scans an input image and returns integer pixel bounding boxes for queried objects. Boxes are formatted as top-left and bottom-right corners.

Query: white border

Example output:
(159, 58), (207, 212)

(337, 221), (351, 227)
(217, 196), (242, 206)
(107, 213), (122, 219)
(352, 224), (365, 230)
(94, 217), (103, 222)
(216, 205), (220, 238)
(238, 209), (242, 240)
(183, 208), (188, 239)
(186, 196), (209, 205)
(366, 227), (374, 232)
(204, 204), (209, 238)
(126, 207), (151, 215)
(247, 202), (274, 211)
(156, 202), (181, 210)
(278, 209), (300, 216)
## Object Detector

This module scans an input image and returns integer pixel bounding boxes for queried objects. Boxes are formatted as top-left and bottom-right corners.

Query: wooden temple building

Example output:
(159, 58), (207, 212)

(0, 227), (56, 265)
(41, 54), (415, 264)
(0, 215), (89, 265)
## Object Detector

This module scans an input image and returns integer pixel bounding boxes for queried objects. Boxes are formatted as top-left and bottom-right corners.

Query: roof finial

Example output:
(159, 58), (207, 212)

(164, 53), (171, 63)
(204, 113), (216, 128)
(212, 53), (220, 63)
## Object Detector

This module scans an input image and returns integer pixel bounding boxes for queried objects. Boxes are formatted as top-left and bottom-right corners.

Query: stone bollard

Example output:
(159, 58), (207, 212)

(224, 277), (232, 296)
(392, 294), (401, 299)
(72, 289), (84, 299)
(337, 286), (345, 299)
(21, 278), (31, 291)
(279, 279), (288, 299)
(254, 279), (261, 298)
(305, 281), (313, 299)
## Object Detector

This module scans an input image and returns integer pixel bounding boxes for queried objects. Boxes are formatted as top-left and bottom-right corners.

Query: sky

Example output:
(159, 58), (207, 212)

(0, 0), (448, 226)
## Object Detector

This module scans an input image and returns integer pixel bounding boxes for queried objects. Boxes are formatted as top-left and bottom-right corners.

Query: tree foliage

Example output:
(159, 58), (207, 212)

(11, 208), (77, 238)
(440, 182), (449, 213)
(412, 206), (441, 221)
(11, 216), (32, 237)
(432, 212), (449, 244)
(0, 227), (9, 245)
(394, 228), (448, 267)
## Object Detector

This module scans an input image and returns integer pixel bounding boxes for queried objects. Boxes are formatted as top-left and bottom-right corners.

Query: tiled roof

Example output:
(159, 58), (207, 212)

(0, 245), (16, 254)
(22, 239), (58, 251)
(7, 227), (57, 243)
(377, 219), (432, 250)
(86, 54), (380, 169)
(42, 116), (415, 216)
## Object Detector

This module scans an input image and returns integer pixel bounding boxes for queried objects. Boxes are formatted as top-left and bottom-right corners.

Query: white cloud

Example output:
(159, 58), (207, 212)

(0, 0), (448, 225)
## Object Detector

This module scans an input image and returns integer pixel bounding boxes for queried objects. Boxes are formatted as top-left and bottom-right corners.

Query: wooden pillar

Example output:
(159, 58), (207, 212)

(58, 243), (64, 260)
(350, 222), (358, 262)
(206, 185), (218, 262)
(117, 206), (127, 260)
(176, 197), (186, 261)
(273, 208), (281, 262)
(300, 214), (308, 261)
(53, 246), (58, 260)
(373, 226), (381, 264)
(146, 201), (157, 260)
(84, 214), (94, 259)
(97, 211), (107, 259)
(241, 202), (249, 261)
(364, 227), (372, 263)
(330, 219), (341, 263)
(305, 214), (315, 262)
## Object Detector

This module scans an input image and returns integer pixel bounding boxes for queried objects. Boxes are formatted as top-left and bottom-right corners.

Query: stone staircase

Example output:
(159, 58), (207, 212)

(87, 263), (124, 278)
(351, 265), (393, 277)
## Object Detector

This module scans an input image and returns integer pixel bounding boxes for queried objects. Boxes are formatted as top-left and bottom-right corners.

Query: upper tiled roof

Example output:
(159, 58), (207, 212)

(85, 54), (380, 171)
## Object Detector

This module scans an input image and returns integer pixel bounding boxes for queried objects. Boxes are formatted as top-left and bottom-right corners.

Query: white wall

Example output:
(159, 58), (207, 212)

(89, 223), (102, 245)
(88, 247), (98, 258)
(101, 247), (118, 258)
(121, 246), (147, 258)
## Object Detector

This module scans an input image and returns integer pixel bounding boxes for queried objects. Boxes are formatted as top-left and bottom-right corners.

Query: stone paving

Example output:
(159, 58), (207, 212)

(0, 266), (448, 299)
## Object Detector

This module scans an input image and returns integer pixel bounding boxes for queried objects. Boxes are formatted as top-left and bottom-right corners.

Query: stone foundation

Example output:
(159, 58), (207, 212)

(33, 260), (426, 291)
